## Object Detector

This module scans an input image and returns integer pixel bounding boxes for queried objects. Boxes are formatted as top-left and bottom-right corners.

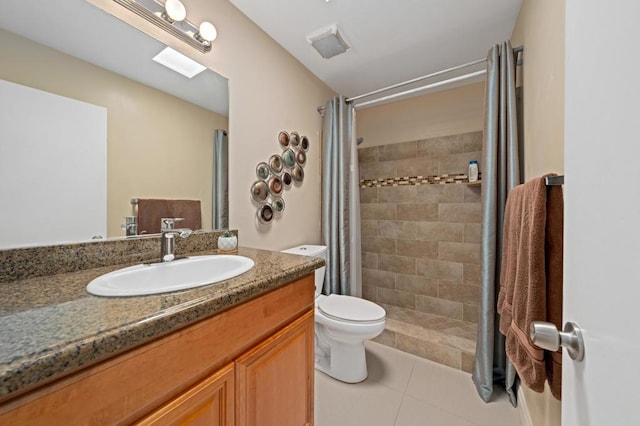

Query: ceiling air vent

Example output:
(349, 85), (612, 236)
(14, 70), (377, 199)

(306, 24), (350, 59)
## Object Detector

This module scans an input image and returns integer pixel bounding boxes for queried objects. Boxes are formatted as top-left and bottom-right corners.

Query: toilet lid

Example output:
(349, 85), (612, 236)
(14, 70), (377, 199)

(318, 294), (386, 322)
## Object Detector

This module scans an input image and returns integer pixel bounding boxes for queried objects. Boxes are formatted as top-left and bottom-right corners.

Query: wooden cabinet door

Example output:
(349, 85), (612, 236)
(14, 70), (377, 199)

(136, 363), (235, 426)
(235, 310), (314, 426)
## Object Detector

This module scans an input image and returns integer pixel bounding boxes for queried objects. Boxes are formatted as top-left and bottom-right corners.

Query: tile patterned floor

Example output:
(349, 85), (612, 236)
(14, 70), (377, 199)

(315, 341), (522, 426)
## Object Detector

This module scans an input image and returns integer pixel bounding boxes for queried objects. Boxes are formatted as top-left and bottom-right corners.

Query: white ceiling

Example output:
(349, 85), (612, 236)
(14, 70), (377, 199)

(0, 0), (228, 116)
(1, 0), (522, 111)
(229, 0), (522, 100)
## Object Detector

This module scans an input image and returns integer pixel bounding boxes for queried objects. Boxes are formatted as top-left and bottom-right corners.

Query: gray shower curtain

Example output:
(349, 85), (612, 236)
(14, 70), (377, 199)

(321, 96), (362, 297)
(212, 129), (228, 229)
(472, 41), (522, 406)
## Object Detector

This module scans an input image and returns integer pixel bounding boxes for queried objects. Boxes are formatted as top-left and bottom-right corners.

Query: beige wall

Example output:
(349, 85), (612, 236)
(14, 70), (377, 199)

(512, 0), (565, 181)
(356, 83), (485, 148)
(0, 28), (227, 239)
(510, 0), (565, 425)
(198, 0), (335, 250)
(88, 0), (335, 250)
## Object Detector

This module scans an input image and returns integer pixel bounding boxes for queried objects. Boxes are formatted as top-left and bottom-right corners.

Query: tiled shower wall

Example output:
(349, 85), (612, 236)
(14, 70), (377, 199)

(358, 131), (483, 326)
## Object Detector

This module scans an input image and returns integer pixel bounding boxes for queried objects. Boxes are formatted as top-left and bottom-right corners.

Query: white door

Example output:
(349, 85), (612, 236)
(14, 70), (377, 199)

(564, 1), (640, 424)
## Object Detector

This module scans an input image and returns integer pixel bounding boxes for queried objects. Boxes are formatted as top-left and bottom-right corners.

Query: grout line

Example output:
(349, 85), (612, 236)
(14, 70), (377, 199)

(392, 395), (405, 426)
(402, 356), (417, 394)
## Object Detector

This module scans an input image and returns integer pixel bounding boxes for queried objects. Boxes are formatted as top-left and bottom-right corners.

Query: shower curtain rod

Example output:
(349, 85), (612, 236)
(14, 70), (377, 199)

(328, 46), (524, 110)
(346, 57), (486, 104)
(353, 69), (486, 109)
(316, 45), (523, 114)
(314, 64), (483, 116)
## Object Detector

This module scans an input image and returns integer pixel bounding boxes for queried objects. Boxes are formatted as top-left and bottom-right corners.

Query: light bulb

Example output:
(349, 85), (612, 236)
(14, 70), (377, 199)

(165, 0), (186, 22)
(198, 21), (217, 42)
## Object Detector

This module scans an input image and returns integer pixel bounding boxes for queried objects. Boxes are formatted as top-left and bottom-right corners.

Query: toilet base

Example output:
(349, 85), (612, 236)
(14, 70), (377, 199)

(315, 335), (368, 383)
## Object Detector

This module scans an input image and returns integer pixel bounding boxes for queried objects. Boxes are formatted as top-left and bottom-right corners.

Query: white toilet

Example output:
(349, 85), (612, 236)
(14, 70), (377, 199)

(282, 245), (386, 383)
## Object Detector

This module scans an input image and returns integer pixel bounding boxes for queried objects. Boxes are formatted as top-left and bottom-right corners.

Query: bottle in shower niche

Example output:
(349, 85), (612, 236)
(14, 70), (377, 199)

(468, 160), (479, 182)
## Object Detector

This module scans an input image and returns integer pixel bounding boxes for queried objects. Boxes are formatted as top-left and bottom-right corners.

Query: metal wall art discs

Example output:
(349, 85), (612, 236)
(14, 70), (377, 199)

(257, 203), (274, 224)
(269, 154), (284, 175)
(268, 176), (283, 195)
(292, 165), (304, 182)
(282, 148), (296, 169)
(278, 131), (290, 148)
(253, 130), (309, 224)
(282, 171), (292, 187)
(290, 132), (300, 147)
(300, 135), (309, 151)
(256, 162), (270, 180)
(272, 197), (285, 213)
(251, 180), (269, 203)
(295, 149), (306, 166)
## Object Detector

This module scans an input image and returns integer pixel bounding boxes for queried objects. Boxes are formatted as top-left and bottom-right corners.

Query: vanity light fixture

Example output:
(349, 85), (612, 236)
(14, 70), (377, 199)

(113, 0), (217, 53)
(195, 21), (217, 44)
(163, 0), (186, 22)
(152, 46), (207, 78)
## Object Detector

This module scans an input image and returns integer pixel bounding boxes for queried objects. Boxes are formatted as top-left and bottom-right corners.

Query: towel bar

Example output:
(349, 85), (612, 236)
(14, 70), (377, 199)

(545, 175), (564, 186)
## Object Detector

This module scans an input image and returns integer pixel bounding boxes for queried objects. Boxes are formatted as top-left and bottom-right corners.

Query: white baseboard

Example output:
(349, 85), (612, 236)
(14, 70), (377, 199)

(518, 386), (533, 426)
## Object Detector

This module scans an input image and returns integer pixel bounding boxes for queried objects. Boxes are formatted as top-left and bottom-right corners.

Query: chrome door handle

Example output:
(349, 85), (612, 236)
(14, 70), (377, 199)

(530, 321), (585, 361)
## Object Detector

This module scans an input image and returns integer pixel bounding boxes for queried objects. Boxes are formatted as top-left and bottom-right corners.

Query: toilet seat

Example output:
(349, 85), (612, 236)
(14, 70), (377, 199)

(318, 294), (386, 324)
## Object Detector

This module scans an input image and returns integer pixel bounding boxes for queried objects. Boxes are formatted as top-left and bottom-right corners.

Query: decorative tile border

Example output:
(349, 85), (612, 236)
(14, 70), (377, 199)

(360, 173), (482, 188)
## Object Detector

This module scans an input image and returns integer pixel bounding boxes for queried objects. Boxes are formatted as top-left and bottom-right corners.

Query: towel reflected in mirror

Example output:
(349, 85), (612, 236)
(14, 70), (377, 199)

(136, 199), (202, 234)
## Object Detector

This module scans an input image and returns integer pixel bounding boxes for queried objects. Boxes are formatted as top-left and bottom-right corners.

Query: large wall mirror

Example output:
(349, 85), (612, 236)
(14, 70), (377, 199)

(0, 0), (229, 249)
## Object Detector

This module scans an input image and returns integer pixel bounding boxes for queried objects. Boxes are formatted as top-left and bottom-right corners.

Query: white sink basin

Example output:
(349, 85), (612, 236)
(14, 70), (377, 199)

(87, 255), (255, 297)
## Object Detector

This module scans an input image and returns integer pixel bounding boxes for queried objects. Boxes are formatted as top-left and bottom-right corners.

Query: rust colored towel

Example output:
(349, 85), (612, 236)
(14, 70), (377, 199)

(497, 174), (563, 398)
(136, 199), (202, 235)
(545, 180), (564, 400)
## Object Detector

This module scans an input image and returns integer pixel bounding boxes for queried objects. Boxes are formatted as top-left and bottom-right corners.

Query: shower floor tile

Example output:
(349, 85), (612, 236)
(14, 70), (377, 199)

(376, 304), (478, 371)
(315, 341), (523, 426)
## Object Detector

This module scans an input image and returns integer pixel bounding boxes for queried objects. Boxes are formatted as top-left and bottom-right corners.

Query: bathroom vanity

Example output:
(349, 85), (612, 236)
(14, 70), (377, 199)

(0, 241), (322, 425)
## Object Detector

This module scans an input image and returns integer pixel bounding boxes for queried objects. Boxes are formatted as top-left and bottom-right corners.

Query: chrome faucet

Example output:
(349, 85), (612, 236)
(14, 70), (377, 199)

(160, 218), (191, 262)
(121, 216), (138, 236)
(160, 228), (192, 262)
(161, 217), (184, 230)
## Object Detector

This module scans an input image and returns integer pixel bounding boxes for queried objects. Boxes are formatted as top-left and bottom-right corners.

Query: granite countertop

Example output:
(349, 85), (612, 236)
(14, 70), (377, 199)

(0, 247), (323, 400)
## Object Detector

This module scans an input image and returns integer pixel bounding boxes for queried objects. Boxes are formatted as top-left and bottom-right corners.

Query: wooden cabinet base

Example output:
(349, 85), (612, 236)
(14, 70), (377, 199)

(236, 310), (314, 426)
(136, 363), (235, 426)
(0, 275), (314, 425)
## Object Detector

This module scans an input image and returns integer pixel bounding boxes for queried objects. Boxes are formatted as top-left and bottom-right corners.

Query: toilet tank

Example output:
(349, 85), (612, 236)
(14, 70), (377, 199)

(281, 245), (326, 297)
